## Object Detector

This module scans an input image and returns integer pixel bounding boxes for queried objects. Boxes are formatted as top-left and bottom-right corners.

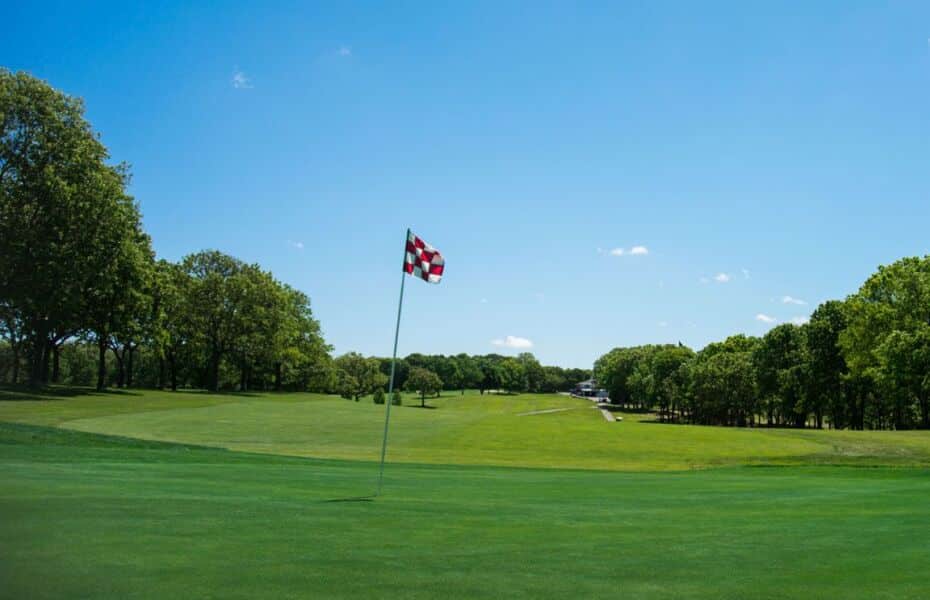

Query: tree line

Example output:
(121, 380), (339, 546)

(0, 69), (332, 391)
(595, 256), (930, 430)
(331, 351), (591, 403)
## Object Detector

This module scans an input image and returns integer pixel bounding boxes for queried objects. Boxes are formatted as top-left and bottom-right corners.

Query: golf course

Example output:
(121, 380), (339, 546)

(3, 388), (930, 599)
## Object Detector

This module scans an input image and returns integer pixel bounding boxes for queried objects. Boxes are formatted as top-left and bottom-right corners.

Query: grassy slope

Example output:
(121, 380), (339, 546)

(2, 422), (930, 599)
(4, 388), (930, 470)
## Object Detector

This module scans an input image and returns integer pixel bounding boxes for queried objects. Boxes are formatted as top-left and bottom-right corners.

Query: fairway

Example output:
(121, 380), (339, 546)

(3, 420), (930, 599)
(4, 388), (930, 471)
(3, 391), (930, 598)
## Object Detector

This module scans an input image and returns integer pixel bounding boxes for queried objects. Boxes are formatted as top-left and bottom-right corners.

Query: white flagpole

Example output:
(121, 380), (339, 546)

(376, 228), (410, 496)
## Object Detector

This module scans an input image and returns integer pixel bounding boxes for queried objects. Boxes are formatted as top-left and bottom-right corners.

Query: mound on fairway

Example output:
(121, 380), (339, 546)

(3, 388), (930, 470)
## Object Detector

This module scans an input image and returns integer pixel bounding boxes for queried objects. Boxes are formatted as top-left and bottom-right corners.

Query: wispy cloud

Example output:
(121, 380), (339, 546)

(658, 321), (668, 327)
(790, 316), (810, 326)
(491, 335), (534, 349)
(714, 273), (731, 283)
(756, 313), (777, 324)
(231, 67), (252, 89)
(480, 298), (488, 304)
(287, 240), (304, 250)
(741, 268), (751, 280)
(782, 295), (807, 305)
(337, 45), (352, 57)
(699, 276), (711, 284)
(605, 245), (648, 257)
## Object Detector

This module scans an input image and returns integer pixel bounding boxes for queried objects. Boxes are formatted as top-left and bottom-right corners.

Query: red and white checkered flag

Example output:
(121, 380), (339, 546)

(404, 230), (444, 284)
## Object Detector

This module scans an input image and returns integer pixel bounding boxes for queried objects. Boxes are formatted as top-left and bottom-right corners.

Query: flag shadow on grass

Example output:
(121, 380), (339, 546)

(323, 495), (376, 503)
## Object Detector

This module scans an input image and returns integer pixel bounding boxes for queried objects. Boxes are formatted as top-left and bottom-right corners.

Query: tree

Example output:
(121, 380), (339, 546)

(81, 183), (153, 390)
(0, 69), (148, 387)
(842, 256), (930, 429)
(648, 345), (694, 420)
(807, 301), (848, 429)
(372, 388), (385, 404)
(181, 251), (246, 391)
(334, 352), (386, 400)
(594, 347), (644, 407)
(455, 353), (483, 394)
(405, 366), (442, 407)
(498, 358), (525, 393)
(689, 344), (757, 426)
(517, 353), (544, 393)
(753, 324), (810, 427)
(272, 286), (331, 392)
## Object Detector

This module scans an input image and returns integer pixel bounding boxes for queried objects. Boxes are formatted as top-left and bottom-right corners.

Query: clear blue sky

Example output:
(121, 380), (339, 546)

(4, 1), (929, 368)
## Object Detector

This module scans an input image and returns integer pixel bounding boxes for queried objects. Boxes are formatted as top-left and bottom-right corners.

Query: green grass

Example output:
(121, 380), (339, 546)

(4, 387), (930, 470)
(3, 388), (930, 598)
(2, 422), (930, 599)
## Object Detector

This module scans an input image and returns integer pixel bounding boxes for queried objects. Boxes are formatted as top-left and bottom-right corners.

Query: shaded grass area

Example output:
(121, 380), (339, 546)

(6, 388), (930, 470)
(2, 424), (930, 599)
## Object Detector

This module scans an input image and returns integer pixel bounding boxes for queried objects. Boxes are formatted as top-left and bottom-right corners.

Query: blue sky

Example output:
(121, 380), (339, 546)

(4, 1), (929, 367)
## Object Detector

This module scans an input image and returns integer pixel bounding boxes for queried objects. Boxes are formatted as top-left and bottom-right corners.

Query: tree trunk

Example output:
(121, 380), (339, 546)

(919, 394), (929, 429)
(112, 347), (125, 388)
(51, 343), (61, 384)
(28, 324), (45, 387)
(126, 345), (135, 388)
(158, 356), (166, 390)
(169, 350), (178, 391)
(96, 337), (107, 391)
(11, 347), (20, 384)
(39, 339), (52, 384)
(208, 346), (221, 392)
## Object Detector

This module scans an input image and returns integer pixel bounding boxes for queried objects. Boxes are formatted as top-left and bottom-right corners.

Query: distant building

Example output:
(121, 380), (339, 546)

(572, 379), (608, 400)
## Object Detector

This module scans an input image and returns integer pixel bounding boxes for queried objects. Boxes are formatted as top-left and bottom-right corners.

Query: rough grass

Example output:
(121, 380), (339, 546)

(4, 387), (930, 470)
(2, 422), (930, 599)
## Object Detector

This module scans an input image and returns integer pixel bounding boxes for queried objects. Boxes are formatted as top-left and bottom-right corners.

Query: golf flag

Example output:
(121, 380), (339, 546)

(378, 228), (444, 496)
(404, 231), (445, 284)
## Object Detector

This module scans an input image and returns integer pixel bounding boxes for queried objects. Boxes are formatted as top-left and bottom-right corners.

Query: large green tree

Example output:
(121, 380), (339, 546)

(1, 69), (149, 387)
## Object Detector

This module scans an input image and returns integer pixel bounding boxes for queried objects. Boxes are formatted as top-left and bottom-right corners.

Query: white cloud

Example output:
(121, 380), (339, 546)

(491, 335), (534, 349)
(782, 295), (807, 305)
(790, 316), (810, 326)
(231, 68), (252, 89)
(338, 45), (352, 57)
(606, 245), (648, 257)
(714, 273), (731, 283)
(756, 313), (777, 324)
(287, 240), (304, 250)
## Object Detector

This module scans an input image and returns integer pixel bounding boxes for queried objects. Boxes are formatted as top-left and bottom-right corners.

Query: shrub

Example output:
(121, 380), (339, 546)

(373, 389), (385, 404)
(391, 390), (402, 406)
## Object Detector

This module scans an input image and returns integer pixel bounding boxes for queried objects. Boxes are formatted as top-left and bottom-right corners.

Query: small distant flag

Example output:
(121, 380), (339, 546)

(403, 230), (445, 284)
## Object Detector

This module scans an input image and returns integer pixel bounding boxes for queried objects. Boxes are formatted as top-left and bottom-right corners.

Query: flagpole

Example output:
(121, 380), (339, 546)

(376, 228), (410, 496)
